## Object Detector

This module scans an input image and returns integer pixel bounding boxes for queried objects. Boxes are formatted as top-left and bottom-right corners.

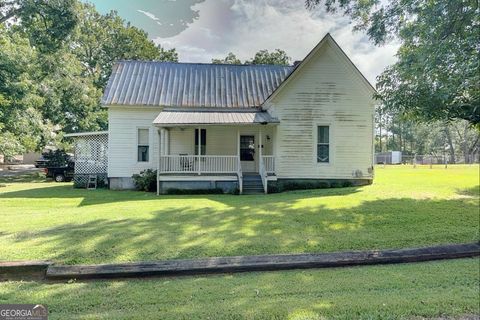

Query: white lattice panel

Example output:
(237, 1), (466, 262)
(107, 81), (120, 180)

(74, 134), (108, 174)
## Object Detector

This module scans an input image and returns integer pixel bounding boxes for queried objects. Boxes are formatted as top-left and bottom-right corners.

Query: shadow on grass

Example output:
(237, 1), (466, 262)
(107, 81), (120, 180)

(456, 185), (480, 197)
(0, 183), (362, 207)
(3, 195), (479, 265)
(0, 171), (47, 184)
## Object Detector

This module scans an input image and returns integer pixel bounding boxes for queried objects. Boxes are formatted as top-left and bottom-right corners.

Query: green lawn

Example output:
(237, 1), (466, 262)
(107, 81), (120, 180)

(0, 165), (478, 265)
(0, 165), (479, 319)
(0, 258), (478, 319)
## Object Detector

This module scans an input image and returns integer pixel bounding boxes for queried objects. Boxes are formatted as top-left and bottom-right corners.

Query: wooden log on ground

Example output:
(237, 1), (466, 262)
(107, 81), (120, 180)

(46, 242), (480, 280)
(0, 261), (52, 281)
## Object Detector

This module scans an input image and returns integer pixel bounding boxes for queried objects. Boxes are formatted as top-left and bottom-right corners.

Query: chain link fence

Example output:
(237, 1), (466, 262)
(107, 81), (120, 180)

(375, 152), (479, 167)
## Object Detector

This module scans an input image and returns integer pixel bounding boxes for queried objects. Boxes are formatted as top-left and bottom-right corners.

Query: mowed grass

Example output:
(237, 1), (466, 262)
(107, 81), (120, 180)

(0, 258), (478, 319)
(0, 165), (478, 264)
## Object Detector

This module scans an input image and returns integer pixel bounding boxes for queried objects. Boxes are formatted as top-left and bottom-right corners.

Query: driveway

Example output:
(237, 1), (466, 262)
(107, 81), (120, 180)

(0, 164), (42, 177)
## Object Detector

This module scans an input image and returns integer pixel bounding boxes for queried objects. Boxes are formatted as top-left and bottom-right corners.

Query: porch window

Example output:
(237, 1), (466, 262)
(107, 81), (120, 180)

(240, 135), (255, 161)
(317, 126), (329, 163)
(137, 128), (149, 162)
(195, 129), (206, 155)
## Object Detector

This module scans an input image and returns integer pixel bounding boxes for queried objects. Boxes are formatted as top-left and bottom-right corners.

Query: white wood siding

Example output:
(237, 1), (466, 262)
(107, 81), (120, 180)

(267, 41), (375, 179)
(167, 126), (274, 156)
(108, 110), (275, 178)
(108, 107), (161, 178)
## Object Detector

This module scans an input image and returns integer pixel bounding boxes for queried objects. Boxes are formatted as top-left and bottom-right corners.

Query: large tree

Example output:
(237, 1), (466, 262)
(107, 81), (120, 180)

(0, 29), (55, 158)
(0, 1), (178, 158)
(212, 49), (291, 65)
(247, 49), (291, 65)
(1, 0), (78, 51)
(306, 0), (479, 126)
(212, 52), (241, 65)
(73, 3), (177, 89)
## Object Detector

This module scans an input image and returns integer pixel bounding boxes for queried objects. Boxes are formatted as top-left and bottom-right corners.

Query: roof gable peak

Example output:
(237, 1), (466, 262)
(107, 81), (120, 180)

(261, 33), (376, 106)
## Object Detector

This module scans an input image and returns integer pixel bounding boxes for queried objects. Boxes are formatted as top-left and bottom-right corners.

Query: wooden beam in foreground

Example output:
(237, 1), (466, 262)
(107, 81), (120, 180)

(45, 242), (480, 280)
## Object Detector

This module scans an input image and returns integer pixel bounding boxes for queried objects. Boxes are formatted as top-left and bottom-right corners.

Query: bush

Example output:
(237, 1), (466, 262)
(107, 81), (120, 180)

(165, 188), (224, 195)
(43, 149), (71, 167)
(230, 188), (240, 195)
(342, 181), (354, 187)
(132, 169), (157, 192)
(267, 184), (280, 193)
(280, 181), (330, 192)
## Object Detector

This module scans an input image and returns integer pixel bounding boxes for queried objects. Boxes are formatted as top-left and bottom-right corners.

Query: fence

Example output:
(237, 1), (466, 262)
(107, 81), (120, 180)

(375, 152), (479, 168)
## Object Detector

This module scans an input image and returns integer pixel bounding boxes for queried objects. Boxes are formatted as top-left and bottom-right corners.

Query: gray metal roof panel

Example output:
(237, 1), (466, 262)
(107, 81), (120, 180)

(102, 61), (294, 108)
(153, 111), (279, 125)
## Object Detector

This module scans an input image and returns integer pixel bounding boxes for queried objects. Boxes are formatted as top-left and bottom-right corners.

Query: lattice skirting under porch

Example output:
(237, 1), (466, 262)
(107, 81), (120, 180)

(74, 174), (108, 189)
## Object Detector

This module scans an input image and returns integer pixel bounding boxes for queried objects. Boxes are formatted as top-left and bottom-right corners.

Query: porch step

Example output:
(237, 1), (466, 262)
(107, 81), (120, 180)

(242, 174), (264, 194)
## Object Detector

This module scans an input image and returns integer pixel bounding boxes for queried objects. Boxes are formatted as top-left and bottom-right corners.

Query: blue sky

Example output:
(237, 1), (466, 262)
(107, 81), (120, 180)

(85, 0), (398, 84)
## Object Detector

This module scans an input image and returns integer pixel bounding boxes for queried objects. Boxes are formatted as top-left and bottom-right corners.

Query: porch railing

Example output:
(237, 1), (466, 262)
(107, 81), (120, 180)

(262, 155), (275, 173)
(159, 155), (240, 174)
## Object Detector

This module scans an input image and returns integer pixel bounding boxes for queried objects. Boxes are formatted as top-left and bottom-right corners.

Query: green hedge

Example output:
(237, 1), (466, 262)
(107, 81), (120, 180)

(268, 180), (354, 193)
(166, 188), (224, 195)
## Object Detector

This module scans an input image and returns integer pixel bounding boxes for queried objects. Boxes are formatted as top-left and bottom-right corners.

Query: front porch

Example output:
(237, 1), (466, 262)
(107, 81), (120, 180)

(155, 115), (277, 194)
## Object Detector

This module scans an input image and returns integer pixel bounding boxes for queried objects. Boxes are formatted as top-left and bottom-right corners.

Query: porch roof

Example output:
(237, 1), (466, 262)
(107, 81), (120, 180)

(153, 110), (279, 126)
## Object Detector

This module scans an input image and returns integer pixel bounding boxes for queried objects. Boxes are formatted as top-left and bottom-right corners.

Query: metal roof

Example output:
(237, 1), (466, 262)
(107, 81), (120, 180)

(153, 111), (279, 126)
(64, 131), (108, 137)
(102, 61), (294, 108)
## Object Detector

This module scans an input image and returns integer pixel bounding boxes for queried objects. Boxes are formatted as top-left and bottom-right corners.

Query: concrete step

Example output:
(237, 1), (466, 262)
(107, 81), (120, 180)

(243, 187), (264, 191)
(243, 181), (263, 186)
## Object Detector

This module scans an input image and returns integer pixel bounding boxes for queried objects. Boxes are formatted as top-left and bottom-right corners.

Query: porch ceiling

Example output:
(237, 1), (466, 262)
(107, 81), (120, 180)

(153, 110), (279, 126)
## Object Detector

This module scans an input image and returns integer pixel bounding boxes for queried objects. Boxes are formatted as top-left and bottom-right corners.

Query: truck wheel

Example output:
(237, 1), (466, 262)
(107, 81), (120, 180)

(54, 173), (66, 182)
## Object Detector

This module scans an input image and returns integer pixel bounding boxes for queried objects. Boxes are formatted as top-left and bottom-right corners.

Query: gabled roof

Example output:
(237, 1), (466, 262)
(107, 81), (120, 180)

(102, 61), (293, 108)
(262, 33), (376, 106)
(101, 34), (375, 109)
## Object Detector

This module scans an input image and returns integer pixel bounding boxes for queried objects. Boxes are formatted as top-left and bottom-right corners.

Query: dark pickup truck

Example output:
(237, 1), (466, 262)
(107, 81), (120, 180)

(44, 161), (74, 182)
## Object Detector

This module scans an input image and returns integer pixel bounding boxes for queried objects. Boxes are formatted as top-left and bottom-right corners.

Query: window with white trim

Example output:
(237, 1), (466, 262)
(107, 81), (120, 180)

(137, 128), (149, 162)
(317, 126), (329, 163)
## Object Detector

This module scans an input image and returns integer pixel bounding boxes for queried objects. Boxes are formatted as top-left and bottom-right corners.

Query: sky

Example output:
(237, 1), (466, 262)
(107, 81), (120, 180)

(86, 0), (399, 85)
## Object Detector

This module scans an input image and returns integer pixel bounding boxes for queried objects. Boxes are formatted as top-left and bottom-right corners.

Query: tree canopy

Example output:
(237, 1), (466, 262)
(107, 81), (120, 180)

(1, 0), (78, 51)
(306, 0), (479, 126)
(211, 52), (242, 65)
(0, 0), (178, 158)
(212, 49), (291, 65)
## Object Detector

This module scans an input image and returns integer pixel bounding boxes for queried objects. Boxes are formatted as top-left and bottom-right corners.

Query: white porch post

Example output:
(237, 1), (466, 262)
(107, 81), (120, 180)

(259, 130), (263, 162)
(157, 128), (163, 195)
(164, 129), (169, 155)
(197, 127), (201, 175)
(273, 126), (277, 173)
(237, 129), (240, 156)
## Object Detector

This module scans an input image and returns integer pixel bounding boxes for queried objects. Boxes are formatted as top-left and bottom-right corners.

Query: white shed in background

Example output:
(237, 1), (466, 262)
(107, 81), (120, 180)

(375, 151), (402, 164)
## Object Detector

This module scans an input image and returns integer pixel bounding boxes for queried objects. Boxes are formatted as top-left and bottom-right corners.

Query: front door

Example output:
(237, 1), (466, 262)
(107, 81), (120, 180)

(240, 135), (256, 172)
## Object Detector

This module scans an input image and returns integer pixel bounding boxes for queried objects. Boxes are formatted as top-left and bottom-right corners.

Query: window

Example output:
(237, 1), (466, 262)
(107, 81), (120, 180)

(317, 126), (329, 163)
(195, 129), (206, 155)
(137, 128), (149, 162)
(240, 135), (255, 161)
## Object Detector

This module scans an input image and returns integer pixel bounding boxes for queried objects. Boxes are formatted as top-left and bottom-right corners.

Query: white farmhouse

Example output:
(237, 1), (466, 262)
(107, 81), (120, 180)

(72, 34), (375, 194)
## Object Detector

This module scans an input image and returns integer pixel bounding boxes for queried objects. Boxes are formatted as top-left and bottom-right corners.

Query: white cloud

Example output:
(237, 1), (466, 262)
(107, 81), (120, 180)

(152, 0), (399, 85)
(137, 9), (162, 25)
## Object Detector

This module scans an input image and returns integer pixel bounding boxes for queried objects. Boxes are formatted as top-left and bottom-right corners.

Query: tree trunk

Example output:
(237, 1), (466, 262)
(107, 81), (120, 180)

(378, 115), (383, 152)
(444, 127), (456, 163)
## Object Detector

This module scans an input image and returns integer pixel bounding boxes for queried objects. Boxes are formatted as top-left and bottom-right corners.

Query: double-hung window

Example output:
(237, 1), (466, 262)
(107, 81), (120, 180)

(137, 128), (149, 162)
(317, 126), (330, 163)
(195, 129), (206, 155)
